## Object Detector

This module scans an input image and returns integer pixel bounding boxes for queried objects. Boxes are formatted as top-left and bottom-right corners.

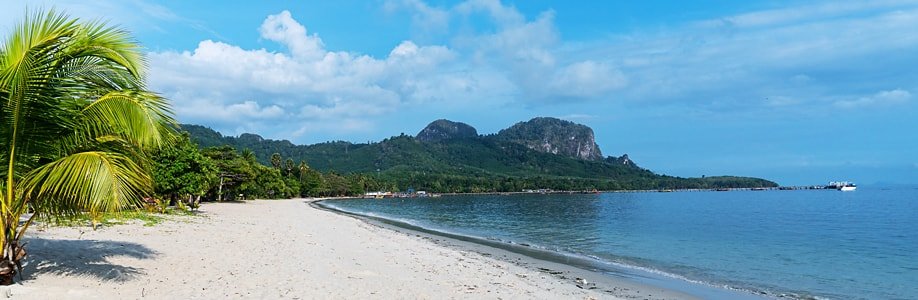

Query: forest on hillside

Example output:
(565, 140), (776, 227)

(170, 124), (777, 200)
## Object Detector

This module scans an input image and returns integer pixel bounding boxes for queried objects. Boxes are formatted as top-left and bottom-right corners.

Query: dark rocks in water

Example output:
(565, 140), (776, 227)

(416, 119), (479, 143)
(496, 117), (603, 161)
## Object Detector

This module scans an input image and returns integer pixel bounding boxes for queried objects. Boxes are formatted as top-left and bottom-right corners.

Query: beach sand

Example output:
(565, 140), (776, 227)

(8, 199), (692, 299)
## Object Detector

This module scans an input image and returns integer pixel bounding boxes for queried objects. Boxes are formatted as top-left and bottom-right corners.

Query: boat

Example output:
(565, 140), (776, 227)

(827, 181), (857, 191)
(838, 183), (857, 191)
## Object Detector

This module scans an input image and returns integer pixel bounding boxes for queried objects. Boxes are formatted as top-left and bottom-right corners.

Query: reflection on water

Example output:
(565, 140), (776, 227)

(326, 188), (918, 300)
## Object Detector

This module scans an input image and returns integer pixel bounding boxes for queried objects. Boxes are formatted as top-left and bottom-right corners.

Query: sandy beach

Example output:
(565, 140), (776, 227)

(7, 199), (692, 299)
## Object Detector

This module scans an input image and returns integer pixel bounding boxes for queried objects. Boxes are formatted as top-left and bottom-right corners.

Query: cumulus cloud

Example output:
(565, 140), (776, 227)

(141, 0), (918, 142)
(449, 2), (629, 102)
(151, 3), (637, 140)
(834, 89), (912, 109)
(149, 10), (464, 138)
(259, 11), (326, 60)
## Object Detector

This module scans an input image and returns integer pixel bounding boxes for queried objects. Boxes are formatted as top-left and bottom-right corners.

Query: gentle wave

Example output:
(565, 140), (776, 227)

(318, 189), (918, 300)
(315, 200), (791, 299)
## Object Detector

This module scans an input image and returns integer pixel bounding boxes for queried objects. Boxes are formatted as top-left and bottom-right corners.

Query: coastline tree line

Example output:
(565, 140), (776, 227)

(151, 133), (384, 202)
(152, 132), (776, 200)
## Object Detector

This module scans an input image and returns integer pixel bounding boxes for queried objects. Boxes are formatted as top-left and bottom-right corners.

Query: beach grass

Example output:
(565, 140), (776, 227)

(41, 207), (196, 228)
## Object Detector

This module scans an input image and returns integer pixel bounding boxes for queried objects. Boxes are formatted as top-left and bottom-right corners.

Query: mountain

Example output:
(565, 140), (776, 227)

(496, 117), (603, 161)
(181, 118), (778, 191)
(416, 119), (478, 143)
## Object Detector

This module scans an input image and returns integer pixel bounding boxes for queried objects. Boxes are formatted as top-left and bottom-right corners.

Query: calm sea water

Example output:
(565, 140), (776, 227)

(323, 187), (918, 299)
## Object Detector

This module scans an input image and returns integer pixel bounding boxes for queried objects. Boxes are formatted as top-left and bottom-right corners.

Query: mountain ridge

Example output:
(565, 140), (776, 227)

(416, 119), (478, 143)
(181, 118), (778, 191)
(496, 117), (604, 161)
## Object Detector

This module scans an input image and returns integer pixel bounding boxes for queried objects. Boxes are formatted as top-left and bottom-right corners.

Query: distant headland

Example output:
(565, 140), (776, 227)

(182, 117), (777, 192)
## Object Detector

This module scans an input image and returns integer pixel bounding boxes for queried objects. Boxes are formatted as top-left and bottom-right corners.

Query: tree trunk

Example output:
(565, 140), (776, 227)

(0, 240), (27, 285)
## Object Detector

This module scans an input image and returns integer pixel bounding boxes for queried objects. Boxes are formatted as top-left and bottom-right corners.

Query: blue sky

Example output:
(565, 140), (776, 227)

(2, 0), (917, 185)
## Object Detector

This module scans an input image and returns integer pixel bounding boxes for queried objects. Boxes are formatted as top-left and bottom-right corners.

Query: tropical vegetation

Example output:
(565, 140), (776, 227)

(0, 10), (175, 284)
(182, 124), (778, 193)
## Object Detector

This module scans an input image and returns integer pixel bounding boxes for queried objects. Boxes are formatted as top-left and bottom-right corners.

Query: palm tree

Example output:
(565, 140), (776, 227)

(284, 158), (294, 177)
(241, 148), (257, 164)
(270, 153), (282, 170)
(0, 9), (175, 284)
(297, 161), (308, 181)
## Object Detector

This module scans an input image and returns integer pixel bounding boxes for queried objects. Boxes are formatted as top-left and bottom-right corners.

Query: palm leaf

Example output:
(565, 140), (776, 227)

(81, 90), (176, 149)
(20, 151), (149, 217)
(0, 8), (176, 283)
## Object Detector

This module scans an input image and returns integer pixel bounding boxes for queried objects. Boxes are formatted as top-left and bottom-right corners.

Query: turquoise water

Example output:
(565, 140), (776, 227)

(323, 188), (918, 299)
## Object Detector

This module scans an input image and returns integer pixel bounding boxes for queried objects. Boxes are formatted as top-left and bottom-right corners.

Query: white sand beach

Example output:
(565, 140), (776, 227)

(8, 199), (691, 299)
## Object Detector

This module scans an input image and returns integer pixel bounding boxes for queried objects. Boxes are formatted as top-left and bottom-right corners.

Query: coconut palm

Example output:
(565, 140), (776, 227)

(270, 152), (282, 170)
(0, 9), (175, 284)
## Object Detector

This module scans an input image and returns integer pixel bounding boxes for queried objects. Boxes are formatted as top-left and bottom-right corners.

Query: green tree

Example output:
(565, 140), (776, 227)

(300, 166), (323, 196)
(270, 152), (282, 170)
(284, 158), (294, 177)
(0, 10), (175, 283)
(297, 161), (308, 181)
(151, 133), (216, 203)
(203, 146), (253, 201)
(241, 148), (256, 163)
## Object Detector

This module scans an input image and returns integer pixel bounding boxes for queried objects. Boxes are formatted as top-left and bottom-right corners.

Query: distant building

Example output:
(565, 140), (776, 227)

(365, 191), (393, 198)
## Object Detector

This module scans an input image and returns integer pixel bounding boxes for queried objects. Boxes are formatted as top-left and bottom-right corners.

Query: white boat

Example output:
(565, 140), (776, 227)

(828, 181), (857, 191)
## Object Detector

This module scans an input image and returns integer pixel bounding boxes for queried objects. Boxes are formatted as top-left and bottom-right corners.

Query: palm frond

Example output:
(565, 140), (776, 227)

(1, 9), (82, 177)
(66, 18), (144, 78)
(0, 8), (175, 283)
(81, 90), (177, 150)
(20, 151), (149, 216)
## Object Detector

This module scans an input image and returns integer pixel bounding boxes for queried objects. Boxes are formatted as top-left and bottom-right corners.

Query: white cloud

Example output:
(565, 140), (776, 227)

(834, 89), (912, 109)
(455, 0), (526, 26)
(584, 0), (918, 111)
(20, 0), (910, 142)
(149, 10), (465, 139)
(384, 0), (449, 33)
(447, 3), (629, 102)
(151, 3), (637, 140)
(549, 61), (627, 99)
(259, 11), (325, 60)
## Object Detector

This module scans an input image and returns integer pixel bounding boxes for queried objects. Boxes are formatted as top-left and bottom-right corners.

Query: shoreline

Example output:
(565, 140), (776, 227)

(314, 198), (771, 300)
(6, 199), (646, 299)
(310, 199), (698, 299)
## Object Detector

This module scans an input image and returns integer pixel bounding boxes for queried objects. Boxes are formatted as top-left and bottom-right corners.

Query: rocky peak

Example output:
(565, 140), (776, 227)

(605, 154), (640, 169)
(416, 119), (479, 143)
(496, 117), (603, 161)
(237, 133), (265, 143)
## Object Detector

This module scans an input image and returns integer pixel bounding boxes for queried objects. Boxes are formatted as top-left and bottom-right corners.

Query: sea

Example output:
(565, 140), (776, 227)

(321, 187), (918, 300)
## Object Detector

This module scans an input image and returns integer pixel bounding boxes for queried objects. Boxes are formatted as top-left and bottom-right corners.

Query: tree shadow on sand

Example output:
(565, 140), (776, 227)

(19, 237), (156, 282)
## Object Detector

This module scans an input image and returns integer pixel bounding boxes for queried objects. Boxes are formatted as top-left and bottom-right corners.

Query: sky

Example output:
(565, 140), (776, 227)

(2, 0), (917, 185)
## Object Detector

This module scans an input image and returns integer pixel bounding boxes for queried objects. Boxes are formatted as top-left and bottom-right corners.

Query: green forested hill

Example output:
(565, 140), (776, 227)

(180, 119), (777, 192)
